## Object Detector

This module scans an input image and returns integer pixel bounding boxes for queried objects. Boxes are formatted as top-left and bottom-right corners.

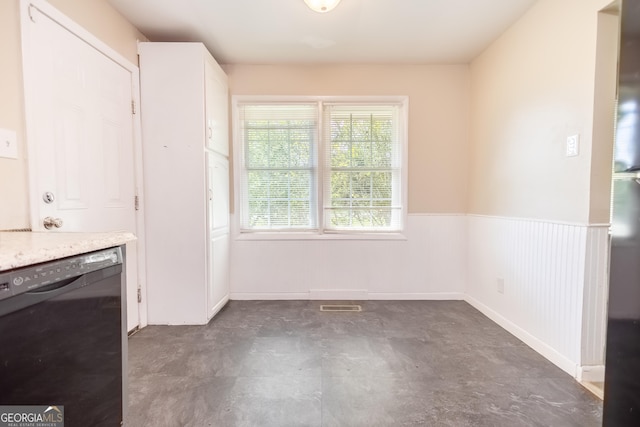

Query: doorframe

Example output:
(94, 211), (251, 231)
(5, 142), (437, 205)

(19, 0), (148, 328)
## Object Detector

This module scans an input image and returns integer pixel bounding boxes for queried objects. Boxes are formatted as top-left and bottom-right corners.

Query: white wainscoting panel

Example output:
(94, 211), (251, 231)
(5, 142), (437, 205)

(581, 226), (610, 370)
(230, 214), (466, 300)
(466, 215), (609, 378)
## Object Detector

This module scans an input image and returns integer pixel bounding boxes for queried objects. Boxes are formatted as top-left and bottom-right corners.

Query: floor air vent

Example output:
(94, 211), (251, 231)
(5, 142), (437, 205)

(320, 304), (362, 312)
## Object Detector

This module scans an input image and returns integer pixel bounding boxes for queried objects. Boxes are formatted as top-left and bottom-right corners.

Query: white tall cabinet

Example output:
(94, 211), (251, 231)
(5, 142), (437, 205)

(138, 42), (230, 325)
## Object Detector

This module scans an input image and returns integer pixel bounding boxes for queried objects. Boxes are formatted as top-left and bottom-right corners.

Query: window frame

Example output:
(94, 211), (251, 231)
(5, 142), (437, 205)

(232, 95), (409, 241)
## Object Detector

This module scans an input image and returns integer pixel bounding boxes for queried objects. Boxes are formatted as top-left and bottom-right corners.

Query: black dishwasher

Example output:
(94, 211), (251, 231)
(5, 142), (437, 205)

(0, 246), (126, 427)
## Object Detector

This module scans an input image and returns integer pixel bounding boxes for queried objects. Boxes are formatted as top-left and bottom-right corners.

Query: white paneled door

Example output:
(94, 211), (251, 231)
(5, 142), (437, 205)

(22, 2), (141, 331)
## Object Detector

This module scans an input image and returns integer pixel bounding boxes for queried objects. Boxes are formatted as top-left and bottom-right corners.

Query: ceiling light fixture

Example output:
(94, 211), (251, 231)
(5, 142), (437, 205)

(304, 0), (342, 13)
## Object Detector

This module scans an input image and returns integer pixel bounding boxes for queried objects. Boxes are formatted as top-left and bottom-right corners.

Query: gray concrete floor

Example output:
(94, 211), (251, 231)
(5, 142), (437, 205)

(125, 300), (602, 426)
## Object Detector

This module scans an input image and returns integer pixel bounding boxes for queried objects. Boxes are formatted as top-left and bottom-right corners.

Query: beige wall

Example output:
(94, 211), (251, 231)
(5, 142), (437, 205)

(0, 0), (145, 230)
(589, 10), (619, 223)
(0, 0), (30, 230)
(223, 64), (471, 214)
(469, 0), (615, 224)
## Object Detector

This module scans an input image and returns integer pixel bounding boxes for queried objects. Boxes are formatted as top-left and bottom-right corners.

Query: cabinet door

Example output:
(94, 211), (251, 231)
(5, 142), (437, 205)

(205, 56), (229, 156)
(208, 233), (230, 318)
(206, 151), (230, 319)
(207, 152), (230, 232)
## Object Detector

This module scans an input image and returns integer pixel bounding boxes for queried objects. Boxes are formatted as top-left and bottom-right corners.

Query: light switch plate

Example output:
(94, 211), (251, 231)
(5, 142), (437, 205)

(0, 128), (18, 159)
(566, 134), (579, 157)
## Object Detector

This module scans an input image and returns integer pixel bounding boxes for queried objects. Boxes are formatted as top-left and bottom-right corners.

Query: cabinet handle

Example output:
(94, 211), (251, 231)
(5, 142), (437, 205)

(208, 126), (213, 139)
(209, 188), (213, 201)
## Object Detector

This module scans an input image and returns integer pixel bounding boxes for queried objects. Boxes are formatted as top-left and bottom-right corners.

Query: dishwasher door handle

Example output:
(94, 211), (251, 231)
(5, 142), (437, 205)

(0, 275), (85, 317)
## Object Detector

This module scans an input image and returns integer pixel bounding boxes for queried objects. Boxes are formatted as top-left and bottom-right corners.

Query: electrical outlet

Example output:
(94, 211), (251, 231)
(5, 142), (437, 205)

(0, 128), (18, 159)
(497, 277), (505, 294)
(566, 134), (579, 157)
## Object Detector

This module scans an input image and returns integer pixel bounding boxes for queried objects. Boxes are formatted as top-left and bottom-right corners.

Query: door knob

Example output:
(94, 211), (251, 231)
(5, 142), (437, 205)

(43, 217), (63, 230)
(42, 191), (55, 204)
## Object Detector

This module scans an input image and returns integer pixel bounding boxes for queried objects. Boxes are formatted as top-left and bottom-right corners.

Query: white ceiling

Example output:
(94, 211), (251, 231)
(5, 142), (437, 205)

(108, 0), (538, 64)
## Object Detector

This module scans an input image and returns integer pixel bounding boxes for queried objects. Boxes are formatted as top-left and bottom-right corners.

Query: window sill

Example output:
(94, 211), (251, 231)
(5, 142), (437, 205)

(235, 231), (408, 241)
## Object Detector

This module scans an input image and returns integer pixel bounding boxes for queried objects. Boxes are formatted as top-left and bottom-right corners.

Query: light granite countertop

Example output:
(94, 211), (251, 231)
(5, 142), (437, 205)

(0, 231), (137, 271)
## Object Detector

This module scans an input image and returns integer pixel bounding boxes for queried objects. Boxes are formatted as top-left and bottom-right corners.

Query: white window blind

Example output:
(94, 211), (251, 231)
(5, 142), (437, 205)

(238, 103), (318, 230)
(322, 104), (403, 231)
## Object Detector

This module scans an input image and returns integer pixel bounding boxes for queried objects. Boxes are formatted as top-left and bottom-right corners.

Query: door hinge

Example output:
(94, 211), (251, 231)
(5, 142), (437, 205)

(134, 195), (140, 211)
(137, 286), (142, 303)
(131, 100), (137, 115)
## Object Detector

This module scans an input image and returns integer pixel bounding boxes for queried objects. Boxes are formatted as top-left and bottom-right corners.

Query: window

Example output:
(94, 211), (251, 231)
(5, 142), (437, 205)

(323, 105), (403, 231)
(236, 97), (407, 236)
(238, 104), (318, 230)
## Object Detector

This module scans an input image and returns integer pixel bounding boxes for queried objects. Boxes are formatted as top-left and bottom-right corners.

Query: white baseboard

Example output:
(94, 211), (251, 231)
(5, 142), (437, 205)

(577, 365), (605, 382)
(464, 295), (578, 378)
(368, 292), (465, 300)
(229, 292), (310, 300)
(309, 289), (369, 300)
(230, 292), (466, 301)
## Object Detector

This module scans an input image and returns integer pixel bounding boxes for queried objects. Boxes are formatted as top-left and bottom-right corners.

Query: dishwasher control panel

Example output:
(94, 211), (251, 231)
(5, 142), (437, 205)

(0, 247), (122, 301)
